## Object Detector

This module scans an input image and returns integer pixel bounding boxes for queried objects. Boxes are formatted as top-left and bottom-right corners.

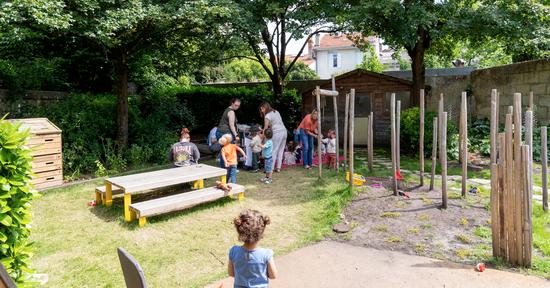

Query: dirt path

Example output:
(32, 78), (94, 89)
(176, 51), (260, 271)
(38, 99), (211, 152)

(209, 241), (549, 288)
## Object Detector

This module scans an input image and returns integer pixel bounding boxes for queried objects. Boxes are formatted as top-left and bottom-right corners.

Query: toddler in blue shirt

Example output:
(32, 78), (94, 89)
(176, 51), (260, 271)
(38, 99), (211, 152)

(228, 209), (278, 288)
(260, 128), (274, 184)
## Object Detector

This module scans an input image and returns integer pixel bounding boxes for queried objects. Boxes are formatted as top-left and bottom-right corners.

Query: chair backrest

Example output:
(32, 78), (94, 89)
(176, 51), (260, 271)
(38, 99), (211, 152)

(0, 262), (16, 288)
(117, 248), (147, 288)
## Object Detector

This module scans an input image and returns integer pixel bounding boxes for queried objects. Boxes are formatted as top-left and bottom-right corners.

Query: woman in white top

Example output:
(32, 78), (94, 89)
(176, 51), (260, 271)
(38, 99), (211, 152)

(259, 102), (288, 172)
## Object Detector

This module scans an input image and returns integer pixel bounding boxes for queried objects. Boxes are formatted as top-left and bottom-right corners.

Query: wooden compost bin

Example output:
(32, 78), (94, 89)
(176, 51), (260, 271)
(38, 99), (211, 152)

(12, 118), (63, 189)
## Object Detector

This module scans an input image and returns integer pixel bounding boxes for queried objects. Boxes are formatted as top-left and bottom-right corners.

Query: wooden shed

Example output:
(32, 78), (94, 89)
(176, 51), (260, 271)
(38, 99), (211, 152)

(12, 118), (63, 189)
(301, 69), (414, 145)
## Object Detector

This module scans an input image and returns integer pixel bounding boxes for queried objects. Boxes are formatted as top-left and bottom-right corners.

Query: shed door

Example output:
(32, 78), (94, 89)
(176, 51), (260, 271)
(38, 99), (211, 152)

(372, 92), (391, 145)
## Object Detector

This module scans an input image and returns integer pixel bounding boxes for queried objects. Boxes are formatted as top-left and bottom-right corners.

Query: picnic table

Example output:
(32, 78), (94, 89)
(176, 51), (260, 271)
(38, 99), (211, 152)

(95, 164), (240, 226)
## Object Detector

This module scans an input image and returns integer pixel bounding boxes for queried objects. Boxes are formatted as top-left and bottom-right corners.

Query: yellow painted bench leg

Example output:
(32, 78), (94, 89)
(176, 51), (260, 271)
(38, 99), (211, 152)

(199, 179), (204, 189)
(105, 182), (113, 207)
(238, 192), (245, 201)
(124, 193), (132, 222)
(138, 217), (147, 227)
(95, 190), (102, 205)
(220, 175), (227, 184)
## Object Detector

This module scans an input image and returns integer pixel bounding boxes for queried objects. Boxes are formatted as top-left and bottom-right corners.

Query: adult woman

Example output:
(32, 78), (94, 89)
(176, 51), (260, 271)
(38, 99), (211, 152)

(216, 98), (241, 167)
(168, 128), (200, 167)
(259, 102), (288, 172)
(298, 109), (319, 169)
(217, 98), (241, 143)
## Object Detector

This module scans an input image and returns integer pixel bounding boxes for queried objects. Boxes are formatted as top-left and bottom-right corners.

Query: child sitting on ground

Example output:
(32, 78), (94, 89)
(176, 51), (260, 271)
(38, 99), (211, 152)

(220, 134), (247, 184)
(228, 209), (278, 288)
(260, 128), (273, 184)
(249, 125), (263, 172)
(322, 129), (337, 169)
(283, 141), (297, 165)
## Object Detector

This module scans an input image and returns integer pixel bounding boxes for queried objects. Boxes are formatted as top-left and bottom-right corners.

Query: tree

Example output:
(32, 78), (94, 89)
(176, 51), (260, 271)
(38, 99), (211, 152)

(2, 0), (229, 148)
(356, 44), (384, 73)
(287, 62), (319, 80)
(225, 0), (342, 98)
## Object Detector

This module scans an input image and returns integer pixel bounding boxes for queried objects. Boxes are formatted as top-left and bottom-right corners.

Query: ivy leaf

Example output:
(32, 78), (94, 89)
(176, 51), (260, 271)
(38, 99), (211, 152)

(0, 214), (13, 226)
(0, 231), (7, 243)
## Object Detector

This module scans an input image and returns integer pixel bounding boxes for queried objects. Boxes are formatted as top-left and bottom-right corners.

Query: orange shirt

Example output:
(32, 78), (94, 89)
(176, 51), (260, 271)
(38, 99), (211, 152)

(221, 144), (238, 166)
(298, 114), (317, 133)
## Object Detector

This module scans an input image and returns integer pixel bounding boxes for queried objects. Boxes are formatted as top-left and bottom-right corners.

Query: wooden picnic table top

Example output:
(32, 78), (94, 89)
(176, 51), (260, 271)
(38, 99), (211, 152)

(105, 164), (226, 193)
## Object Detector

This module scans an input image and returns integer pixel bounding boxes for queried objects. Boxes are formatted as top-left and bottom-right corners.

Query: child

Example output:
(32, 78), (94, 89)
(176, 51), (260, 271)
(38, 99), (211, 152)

(228, 209), (277, 288)
(283, 141), (297, 165)
(260, 129), (273, 184)
(322, 129), (337, 169)
(220, 134), (247, 184)
(249, 125), (263, 172)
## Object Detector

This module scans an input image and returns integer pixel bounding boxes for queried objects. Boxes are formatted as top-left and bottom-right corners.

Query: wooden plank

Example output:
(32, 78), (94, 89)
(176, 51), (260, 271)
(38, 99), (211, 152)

(521, 145), (532, 267)
(419, 89), (425, 186)
(490, 89), (498, 164)
(31, 158), (62, 173)
(430, 117), (438, 191)
(529, 91), (534, 111)
(491, 163), (500, 257)
(505, 113), (514, 262)
(318, 89), (339, 97)
(396, 100), (401, 171)
(349, 89), (356, 192)
(368, 111), (374, 172)
(316, 86), (322, 179)
(131, 185), (245, 217)
(513, 93), (523, 265)
(542, 127), (549, 212)
(27, 135), (61, 146)
(30, 146), (62, 157)
(498, 133), (506, 257)
(332, 76), (340, 173)
(441, 112), (448, 209)
(343, 93), (350, 173)
(390, 93), (398, 195)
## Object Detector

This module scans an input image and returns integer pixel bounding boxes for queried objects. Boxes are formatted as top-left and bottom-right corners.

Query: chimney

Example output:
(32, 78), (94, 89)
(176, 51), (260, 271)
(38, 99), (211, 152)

(314, 34), (320, 47)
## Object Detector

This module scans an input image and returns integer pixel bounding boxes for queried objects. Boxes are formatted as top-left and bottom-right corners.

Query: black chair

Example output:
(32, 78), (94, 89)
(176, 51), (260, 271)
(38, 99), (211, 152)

(0, 262), (17, 288)
(117, 248), (147, 288)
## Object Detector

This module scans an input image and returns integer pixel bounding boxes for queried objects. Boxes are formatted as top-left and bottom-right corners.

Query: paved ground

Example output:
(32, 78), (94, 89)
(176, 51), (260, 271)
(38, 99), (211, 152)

(209, 241), (549, 288)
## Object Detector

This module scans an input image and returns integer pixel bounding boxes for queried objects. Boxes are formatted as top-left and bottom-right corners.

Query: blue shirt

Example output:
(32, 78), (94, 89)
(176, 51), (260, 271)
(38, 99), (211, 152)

(262, 140), (273, 159)
(208, 127), (217, 146)
(229, 246), (273, 288)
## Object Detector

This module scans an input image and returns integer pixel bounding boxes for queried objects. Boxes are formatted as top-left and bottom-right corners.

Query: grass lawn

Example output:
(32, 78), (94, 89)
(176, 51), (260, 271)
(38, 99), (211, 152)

(30, 162), (350, 287)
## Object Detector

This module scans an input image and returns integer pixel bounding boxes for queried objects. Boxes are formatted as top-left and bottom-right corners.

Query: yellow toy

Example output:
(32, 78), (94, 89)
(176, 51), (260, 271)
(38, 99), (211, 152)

(346, 172), (366, 186)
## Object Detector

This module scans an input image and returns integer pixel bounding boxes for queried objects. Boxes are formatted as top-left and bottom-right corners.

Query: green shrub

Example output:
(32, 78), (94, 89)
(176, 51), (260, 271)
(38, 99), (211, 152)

(468, 118), (491, 156)
(0, 57), (69, 92)
(0, 117), (37, 283)
(400, 107), (456, 158)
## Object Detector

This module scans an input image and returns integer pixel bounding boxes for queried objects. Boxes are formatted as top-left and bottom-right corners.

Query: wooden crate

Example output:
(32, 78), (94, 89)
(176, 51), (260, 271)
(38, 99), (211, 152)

(9, 118), (63, 190)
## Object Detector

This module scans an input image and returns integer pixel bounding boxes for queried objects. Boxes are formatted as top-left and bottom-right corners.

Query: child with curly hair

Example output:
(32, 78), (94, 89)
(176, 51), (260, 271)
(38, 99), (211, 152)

(228, 209), (278, 288)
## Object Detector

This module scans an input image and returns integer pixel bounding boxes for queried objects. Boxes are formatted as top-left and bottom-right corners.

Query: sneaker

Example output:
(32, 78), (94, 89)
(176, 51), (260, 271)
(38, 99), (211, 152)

(304, 165), (310, 169)
(260, 177), (268, 182)
(263, 178), (272, 184)
(250, 169), (260, 173)
(275, 168), (281, 173)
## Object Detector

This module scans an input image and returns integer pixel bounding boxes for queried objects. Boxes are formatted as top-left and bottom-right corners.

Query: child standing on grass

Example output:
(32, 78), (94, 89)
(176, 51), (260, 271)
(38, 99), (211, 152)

(260, 129), (273, 184)
(220, 134), (247, 184)
(322, 129), (337, 169)
(249, 125), (263, 173)
(228, 209), (278, 288)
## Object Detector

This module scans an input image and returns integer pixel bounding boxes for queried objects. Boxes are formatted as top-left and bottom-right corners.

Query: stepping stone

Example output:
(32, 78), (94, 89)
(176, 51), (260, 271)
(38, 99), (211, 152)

(333, 223), (351, 233)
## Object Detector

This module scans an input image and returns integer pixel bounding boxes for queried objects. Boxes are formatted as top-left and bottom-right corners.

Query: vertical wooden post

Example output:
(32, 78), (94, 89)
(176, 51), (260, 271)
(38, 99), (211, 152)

(368, 111), (374, 172)
(490, 89), (499, 164)
(438, 93), (444, 169)
(529, 91), (534, 111)
(542, 126), (548, 212)
(396, 100), (401, 171)
(316, 86), (322, 179)
(332, 76), (340, 173)
(430, 117), (438, 191)
(525, 110), (533, 193)
(391, 93), (398, 195)
(343, 93), (350, 173)
(521, 144), (532, 267)
(441, 112), (448, 209)
(513, 93), (523, 264)
(349, 89), (356, 192)
(498, 132), (506, 258)
(419, 89), (425, 186)
(505, 112), (513, 262)
(490, 89), (500, 257)
(461, 92), (468, 197)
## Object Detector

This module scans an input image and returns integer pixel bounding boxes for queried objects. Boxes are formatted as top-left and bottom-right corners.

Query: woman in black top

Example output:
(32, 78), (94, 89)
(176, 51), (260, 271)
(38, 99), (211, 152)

(216, 98), (241, 143)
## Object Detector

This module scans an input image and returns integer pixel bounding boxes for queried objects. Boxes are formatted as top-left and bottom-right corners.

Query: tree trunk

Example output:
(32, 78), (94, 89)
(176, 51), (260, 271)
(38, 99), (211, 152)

(113, 48), (129, 150)
(408, 26), (430, 106)
(271, 72), (284, 99)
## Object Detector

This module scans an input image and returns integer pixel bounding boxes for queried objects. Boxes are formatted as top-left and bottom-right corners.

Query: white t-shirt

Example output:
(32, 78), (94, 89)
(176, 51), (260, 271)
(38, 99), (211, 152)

(322, 138), (336, 153)
(265, 111), (286, 133)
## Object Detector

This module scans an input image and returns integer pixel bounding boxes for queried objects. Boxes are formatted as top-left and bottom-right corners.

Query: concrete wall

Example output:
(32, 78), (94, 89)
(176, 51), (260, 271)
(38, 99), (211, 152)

(471, 59), (550, 124)
(316, 48), (362, 79)
(0, 89), (67, 116)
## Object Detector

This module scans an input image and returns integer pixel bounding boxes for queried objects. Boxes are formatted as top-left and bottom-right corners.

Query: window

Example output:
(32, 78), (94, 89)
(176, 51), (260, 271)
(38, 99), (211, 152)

(332, 53), (339, 68)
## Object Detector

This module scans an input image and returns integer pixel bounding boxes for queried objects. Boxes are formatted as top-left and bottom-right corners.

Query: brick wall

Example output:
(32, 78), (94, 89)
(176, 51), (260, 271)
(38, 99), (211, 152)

(0, 89), (67, 116)
(471, 59), (550, 124)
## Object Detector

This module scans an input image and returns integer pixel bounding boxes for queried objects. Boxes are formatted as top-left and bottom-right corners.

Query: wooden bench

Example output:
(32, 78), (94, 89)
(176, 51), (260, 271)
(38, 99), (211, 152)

(95, 186), (124, 204)
(129, 184), (245, 227)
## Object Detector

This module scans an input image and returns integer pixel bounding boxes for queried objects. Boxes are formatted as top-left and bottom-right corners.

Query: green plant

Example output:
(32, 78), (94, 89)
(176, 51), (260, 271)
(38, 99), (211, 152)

(380, 212), (401, 218)
(386, 236), (402, 243)
(468, 118), (490, 156)
(459, 217), (469, 227)
(0, 117), (37, 283)
(474, 226), (492, 239)
(456, 234), (472, 244)
(408, 227), (420, 234)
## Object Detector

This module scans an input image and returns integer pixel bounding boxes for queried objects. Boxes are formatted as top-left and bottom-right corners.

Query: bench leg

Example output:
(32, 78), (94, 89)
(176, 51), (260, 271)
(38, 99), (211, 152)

(238, 192), (245, 201)
(105, 182), (113, 207)
(220, 175), (226, 184)
(198, 179), (204, 189)
(124, 193), (133, 222)
(138, 217), (147, 227)
(95, 191), (102, 205)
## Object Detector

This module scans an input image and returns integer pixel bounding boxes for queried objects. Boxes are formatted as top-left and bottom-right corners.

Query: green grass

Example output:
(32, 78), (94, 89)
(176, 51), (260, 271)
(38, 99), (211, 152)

(30, 164), (349, 287)
(532, 203), (550, 257)
(474, 226), (492, 239)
